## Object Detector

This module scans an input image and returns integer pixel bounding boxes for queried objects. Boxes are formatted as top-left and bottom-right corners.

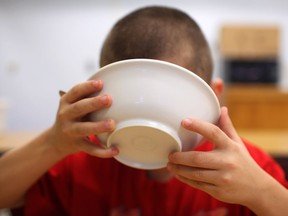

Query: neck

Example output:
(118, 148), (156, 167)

(146, 168), (173, 182)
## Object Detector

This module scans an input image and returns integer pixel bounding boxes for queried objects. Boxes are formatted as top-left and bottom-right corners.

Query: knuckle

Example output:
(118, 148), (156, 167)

(70, 85), (81, 96)
(71, 103), (83, 115)
(230, 143), (242, 155)
(226, 160), (237, 170)
(223, 156), (238, 170)
(191, 152), (206, 166)
(210, 126), (221, 140)
(220, 172), (233, 185)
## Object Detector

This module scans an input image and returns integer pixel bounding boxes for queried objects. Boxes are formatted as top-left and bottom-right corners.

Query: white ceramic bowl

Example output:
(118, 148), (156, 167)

(89, 59), (220, 169)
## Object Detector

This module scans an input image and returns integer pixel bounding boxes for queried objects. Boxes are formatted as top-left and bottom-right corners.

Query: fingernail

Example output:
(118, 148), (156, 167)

(182, 118), (192, 127)
(92, 80), (101, 88)
(110, 146), (119, 155)
(100, 95), (109, 105)
(104, 119), (114, 130)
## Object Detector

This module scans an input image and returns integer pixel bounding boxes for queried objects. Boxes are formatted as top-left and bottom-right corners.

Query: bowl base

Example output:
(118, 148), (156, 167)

(107, 120), (181, 169)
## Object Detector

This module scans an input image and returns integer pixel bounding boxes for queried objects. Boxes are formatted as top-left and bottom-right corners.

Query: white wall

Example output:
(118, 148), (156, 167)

(1, 0), (288, 130)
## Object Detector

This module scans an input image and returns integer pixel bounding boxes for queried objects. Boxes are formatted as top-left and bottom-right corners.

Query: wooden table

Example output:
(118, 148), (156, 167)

(238, 129), (288, 157)
(0, 131), (39, 152)
(0, 130), (287, 156)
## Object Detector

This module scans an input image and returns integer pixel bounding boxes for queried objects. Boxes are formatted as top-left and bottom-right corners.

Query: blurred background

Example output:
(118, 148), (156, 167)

(0, 1), (288, 214)
(1, 0), (288, 131)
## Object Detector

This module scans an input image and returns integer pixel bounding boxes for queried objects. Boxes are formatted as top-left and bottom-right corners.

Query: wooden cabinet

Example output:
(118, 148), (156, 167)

(222, 85), (288, 129)
(220, 25), (280, 59)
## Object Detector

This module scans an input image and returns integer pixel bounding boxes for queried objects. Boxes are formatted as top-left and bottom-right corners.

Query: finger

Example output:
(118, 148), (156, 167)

(64, 94), (112, 119)
(64, 80), (103, 103)
(218, 107), (242, 143)
(168, 151), (221, 169)
(175, 174), (216, 193)
(78, 139), (119, 158)
(68, 119), (115, 137)
(182, 117), (230, 149)
(167, 162), (218, 184)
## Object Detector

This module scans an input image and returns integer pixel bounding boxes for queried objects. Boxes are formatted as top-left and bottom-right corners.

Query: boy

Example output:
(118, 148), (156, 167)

(0, 6), (287, 216)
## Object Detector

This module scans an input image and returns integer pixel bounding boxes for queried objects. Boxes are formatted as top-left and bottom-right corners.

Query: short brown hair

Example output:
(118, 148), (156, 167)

(100, 6), (213, 83)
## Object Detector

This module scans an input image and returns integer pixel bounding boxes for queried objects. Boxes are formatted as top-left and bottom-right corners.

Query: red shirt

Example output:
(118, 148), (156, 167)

(24, 140), (287, 216)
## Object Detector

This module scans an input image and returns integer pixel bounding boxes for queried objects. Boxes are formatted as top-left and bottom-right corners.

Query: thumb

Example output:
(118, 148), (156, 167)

(218, 106), (242, 143)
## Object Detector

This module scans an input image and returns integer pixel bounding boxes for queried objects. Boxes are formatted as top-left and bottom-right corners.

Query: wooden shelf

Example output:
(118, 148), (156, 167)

(220, 25), (280, 59)
(223, 84), (288, 129)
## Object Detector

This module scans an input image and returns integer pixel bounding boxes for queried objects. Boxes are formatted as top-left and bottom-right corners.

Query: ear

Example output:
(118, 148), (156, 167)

(210, 78), (224, 97)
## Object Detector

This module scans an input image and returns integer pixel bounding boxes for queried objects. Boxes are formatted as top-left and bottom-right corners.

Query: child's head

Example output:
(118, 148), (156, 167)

(100, 6), (213, 84)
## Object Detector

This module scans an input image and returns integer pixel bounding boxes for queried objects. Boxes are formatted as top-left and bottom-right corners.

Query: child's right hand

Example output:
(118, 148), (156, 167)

(47, 80), (119, 158)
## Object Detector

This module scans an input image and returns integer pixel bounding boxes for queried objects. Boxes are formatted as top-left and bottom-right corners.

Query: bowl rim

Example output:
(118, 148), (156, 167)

(94, 58), (218, 105)
(89, 58), (221, 169)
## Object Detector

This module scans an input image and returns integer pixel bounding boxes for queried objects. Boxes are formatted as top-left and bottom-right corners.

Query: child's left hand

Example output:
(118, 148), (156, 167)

(167, 107), (274, 207)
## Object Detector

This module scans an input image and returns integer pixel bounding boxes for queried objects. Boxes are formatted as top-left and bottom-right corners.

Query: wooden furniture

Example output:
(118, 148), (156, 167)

(0, 131), (38, 152)
(1, 131), (287, 178)
(0, 130), (288, 156)
(220, 25), (280, 59)
(223, 84), (288, 129)
(238, 129), (288, 156)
